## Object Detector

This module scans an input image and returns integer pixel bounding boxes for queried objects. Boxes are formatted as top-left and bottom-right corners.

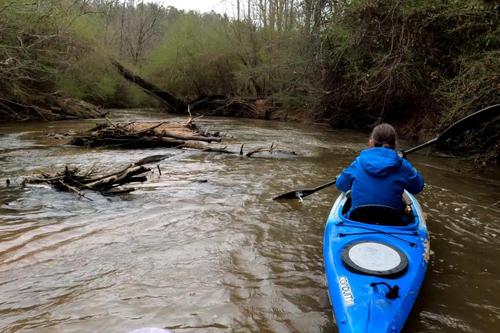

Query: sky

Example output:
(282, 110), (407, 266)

(152, 0), (235, 15)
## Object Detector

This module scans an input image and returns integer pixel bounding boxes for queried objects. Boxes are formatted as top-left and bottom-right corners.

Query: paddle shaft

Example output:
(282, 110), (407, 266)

(273, 178), (337, 200)
(308, 179), (338, 193)
(402, 138), (438, 155)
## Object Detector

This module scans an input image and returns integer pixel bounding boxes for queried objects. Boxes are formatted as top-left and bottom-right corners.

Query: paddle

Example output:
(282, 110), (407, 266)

(273, 179), (338, 200)
(273, 104), (500, 200)
(403, 104), (500, 155)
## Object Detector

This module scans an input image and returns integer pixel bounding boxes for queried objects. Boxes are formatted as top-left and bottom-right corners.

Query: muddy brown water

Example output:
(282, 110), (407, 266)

(0, 109), (499, 333)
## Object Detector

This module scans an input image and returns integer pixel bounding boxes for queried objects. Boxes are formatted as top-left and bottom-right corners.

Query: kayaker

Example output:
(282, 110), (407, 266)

(336, 123), (424, 216)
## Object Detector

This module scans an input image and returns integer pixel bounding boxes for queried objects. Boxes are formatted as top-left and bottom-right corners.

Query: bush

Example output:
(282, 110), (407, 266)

(317, 0), (499, 133)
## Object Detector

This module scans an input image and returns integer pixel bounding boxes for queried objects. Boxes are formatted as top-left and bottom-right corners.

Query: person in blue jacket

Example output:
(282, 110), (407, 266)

(336, 123), (424, 214)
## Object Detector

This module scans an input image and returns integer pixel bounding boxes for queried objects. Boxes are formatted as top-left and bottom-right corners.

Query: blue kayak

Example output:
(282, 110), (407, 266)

(323, 191), (429, 333)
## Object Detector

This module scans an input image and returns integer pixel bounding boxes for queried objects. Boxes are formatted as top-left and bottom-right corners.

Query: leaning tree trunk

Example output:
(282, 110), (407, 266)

(111, 60), (187, 113)
(111, 59), (275, 119)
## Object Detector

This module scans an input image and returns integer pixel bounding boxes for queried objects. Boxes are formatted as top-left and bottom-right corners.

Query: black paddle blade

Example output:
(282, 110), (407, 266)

(438, 104), (500, 142)
(403, 104), (500, 156)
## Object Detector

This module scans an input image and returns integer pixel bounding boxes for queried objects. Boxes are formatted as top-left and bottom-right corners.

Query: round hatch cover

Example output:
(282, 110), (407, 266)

(341, 241), (408, 277)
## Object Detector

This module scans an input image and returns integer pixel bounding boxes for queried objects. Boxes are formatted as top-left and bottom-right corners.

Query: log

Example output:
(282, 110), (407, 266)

(111, 60), (187, 113)
(83, 166), (149, 189)
(159, 130), (221, 143)
(111, 60), (273, 119)
(70, 135), (186, 148)
(182, 140), (209, 150)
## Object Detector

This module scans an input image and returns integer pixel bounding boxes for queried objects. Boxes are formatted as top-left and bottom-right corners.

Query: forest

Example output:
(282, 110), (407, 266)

(0, 0), (498, 158)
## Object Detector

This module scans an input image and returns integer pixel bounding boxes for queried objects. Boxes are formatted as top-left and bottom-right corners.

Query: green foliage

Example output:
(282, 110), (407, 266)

(57, 52), (118, 102)
(317, 0), (499, 132)
(139, 10), (316, 112)
(143, 13), (237, 97)
(437, 51), (500, 126)
(71, 12), (105, 43)
(57, 54), (155, 107)
(0, 0), (74, 111)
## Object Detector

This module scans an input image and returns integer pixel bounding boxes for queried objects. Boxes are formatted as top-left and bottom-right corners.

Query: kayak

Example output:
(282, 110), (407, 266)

(323, 191), (429, 333)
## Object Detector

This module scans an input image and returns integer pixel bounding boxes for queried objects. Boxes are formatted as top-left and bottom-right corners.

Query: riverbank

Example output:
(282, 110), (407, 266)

(0, 94), (105, 122)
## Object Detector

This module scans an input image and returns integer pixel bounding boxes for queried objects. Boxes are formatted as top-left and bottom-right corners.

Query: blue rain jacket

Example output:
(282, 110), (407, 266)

(336, 147), (424, 212)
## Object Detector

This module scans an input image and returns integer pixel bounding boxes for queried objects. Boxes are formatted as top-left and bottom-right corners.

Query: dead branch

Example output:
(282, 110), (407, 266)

(246, 143), (276, 157)
(23, 155), (167, 197)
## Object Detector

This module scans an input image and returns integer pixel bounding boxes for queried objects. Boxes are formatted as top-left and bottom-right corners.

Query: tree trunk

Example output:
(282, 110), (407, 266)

(237, 0), (241, 21)
(111, 59), (187, 113)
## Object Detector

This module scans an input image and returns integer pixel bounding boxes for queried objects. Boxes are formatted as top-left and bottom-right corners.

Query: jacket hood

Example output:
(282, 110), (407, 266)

(359, 147), (402, 177)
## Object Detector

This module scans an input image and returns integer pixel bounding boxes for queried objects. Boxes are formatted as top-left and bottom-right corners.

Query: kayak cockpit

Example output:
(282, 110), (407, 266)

(337, 192), (421, 229)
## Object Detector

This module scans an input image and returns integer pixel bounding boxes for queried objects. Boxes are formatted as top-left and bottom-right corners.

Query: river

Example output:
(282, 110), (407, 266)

(0, 109), (499, 333)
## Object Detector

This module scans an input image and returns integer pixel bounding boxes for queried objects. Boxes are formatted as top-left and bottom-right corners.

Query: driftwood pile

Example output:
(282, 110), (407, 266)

(70, 117), (221, 149)
(68, 118), (297, 158)
(24, 155), (169, 199)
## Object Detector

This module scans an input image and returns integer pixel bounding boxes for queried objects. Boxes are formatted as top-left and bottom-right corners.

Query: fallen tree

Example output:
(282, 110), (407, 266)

(111, 60), (275, 119)
(111, 60), (187, 112)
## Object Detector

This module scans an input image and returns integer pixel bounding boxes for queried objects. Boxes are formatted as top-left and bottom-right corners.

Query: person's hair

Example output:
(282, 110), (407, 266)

(370, 123), (397, 149)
